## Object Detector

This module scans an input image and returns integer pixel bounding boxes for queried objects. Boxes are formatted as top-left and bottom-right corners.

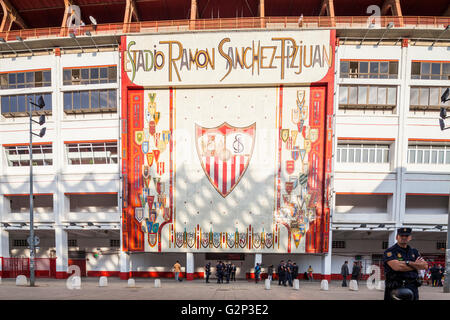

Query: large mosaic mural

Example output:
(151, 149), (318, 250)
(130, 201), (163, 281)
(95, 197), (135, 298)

(121, 30), (335, 253)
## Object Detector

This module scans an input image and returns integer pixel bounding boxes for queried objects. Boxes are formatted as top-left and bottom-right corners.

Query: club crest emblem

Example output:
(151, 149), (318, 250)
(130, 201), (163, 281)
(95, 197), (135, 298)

(297, 90), (306, 109)
(142, 141), (149, 154)
(213, 232), (221, 248)
(147, 152), (154, 167)
(239, 232), (247, 248)
(291, 146), (300, 161)
(286, 160), (295, 175)
(135, 131), (144, 145)
(195, 122), (256, 197)
(253, 233), (261, 248)
(149, 121), (156, 136)
(281, 129), (289, 142)
(227, 233), (235, 248)
(201, 232), (210, 248)
(153, 112), (160, 125)
(292, 228), (301, 248)
(148, 233), (157, 247)
(134, 207), (144, 223)
(265, 233), (273, 248)
(175, 232), (184, 247)
(310, 128), (319, 142)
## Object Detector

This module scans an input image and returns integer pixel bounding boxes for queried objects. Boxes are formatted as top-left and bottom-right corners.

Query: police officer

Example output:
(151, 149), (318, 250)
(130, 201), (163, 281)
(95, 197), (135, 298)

(383, 227), (428, 300)
(205, 262), (211, 283)
(216, 261), (224, 284)
(225, 262), (232, 283)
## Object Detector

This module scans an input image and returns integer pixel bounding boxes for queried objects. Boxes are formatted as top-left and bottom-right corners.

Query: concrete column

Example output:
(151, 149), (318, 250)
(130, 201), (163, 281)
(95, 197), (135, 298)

(186, 252), (194, 280)
(388, 230), (396, 247)
(119, 251), (131, 280)
(321, 230), (333, 281)
(254, 253), (262, 266)
(0, 228), (10, 276)
(55, 226), (68, 279)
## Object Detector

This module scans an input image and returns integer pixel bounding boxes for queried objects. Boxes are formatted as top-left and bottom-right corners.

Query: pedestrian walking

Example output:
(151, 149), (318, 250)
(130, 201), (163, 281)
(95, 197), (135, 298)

(351, 261), (360, 283)
(383, 227), (428, 300)
(341, 261), (349, 287)
(205, 262), (211, 283)
(254, 263), (261, 283)
(267, 265), (274, 281)
(173, 260), (182, 282)
(286, 260), (293, 286)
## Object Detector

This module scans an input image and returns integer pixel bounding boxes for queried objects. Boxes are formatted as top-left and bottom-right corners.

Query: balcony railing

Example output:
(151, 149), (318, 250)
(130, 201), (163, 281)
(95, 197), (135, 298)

(0, 16), (449, 42)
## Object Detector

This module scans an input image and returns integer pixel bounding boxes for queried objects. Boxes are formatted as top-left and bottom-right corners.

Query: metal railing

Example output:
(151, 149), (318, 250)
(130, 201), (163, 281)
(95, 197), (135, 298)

(0, 16), (448, 42)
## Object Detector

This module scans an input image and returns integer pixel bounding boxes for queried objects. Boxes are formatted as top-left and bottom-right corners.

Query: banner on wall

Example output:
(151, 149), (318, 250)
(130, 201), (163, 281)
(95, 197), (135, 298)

(121, 30), (335, 254)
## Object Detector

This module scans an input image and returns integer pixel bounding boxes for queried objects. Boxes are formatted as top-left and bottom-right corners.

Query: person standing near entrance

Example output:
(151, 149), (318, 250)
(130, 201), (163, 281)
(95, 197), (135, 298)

(216, 261), (224, 284)
(286, 260), (293, 286)
(383, 227), (428, 300)
(267, 265), (274, 282)
(292, 263), (299, 281)
(341, 261), (349, 287)
(307, 265), (314, 281)
(231, 263), (237, 281)
(278, 261), (286, 286)
(205, 262), (211, 283)
(351, 261), (360, 283)
(173, 260), (182, 282)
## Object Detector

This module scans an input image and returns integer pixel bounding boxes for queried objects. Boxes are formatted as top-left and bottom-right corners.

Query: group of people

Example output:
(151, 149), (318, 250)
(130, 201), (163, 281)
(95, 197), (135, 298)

(275, 260), (299, 286)
(340, 261), (362, 287)
(206, 261), (237, 284)
(423, 264), (445, 287)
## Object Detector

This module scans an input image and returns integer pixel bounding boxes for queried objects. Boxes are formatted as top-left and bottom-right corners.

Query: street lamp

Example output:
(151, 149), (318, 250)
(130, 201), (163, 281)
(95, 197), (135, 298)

(439, 87), (450, 293)
(28, 95), (46, 287)
(439, 89), (450, 131)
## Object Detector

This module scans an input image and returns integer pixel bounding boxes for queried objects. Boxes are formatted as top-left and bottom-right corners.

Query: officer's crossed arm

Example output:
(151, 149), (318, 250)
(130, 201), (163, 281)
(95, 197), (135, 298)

(409, 256), (428, 271)
(386, 259), (415, 272)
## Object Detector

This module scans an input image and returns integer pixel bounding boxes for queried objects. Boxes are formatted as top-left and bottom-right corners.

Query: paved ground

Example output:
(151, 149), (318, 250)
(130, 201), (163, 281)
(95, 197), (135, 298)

(0, 278), (449, 300)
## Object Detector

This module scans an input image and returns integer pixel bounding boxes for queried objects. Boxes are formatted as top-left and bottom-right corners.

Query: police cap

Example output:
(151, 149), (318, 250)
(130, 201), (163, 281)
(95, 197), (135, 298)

(397, 227), (412, 236)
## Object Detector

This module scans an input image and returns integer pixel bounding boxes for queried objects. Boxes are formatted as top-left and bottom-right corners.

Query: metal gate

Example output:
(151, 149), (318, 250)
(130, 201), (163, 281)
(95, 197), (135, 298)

(1, 258), (56, 278)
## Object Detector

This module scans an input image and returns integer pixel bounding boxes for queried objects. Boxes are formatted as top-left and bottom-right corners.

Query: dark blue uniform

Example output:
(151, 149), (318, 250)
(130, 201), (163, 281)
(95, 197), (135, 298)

(383, 243), (421, 300)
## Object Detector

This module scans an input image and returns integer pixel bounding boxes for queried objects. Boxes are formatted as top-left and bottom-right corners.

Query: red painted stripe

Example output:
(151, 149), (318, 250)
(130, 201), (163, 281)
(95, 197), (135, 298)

(239, 155), (245, 176)
(231, 156), (236, 187)
(214, 156), (219, 187)
(222, 159), (227, 195)
(206, 156), (210, 178)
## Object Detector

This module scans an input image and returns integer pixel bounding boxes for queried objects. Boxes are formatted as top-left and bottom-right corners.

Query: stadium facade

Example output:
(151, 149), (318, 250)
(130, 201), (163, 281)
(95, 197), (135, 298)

(0, 0), (449, 280)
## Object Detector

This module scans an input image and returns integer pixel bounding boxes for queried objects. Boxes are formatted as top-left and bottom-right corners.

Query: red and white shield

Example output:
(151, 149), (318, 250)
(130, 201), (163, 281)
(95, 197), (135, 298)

(195, 122), (256, 197)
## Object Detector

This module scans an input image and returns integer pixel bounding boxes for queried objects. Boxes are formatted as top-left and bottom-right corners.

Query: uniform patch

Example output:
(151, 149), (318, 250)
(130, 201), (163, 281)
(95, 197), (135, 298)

(397, 253), (402, 258)
(387, 252), (392, 257)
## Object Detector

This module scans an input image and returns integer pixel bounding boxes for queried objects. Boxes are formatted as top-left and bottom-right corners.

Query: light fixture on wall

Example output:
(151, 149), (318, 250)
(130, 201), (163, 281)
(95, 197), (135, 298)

(431, 25), (450, 47)
(376, 22), (394, 46)
(360, 224), (367, 228)
(69, 32), (84, 52)
(16, 36), (33, 55)
(0, 37), (18, 56)
(378, 224), (385, 228)
(85, 31), (99, 52)
(439, 89), (450, 130)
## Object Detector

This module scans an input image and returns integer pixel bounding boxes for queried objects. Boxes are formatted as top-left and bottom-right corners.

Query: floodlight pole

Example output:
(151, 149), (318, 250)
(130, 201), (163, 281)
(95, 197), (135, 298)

(29, 100), (36, 287)
(444, 182), (450, 293)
